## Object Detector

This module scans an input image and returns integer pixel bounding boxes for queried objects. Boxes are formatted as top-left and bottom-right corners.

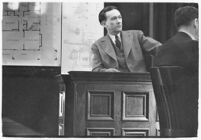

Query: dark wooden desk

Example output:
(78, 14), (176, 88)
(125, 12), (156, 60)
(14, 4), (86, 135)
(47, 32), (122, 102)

(2, 66), (60, 137)
(62, 71), (159, 137)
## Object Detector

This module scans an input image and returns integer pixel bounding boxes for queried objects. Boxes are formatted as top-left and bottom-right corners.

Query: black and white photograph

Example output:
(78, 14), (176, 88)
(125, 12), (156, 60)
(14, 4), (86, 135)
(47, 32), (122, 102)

(1, 0), (199, 139)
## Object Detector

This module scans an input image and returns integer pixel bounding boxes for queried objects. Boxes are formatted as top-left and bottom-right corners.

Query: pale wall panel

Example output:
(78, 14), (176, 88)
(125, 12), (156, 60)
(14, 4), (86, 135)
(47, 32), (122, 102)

(61, 3), (103, 74)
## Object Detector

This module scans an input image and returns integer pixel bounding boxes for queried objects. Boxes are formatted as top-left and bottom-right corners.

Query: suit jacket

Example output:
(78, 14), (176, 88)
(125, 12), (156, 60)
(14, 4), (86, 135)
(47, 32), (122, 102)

(154, 32), (198, 74)
(91, 30), (161, 72)
(153, 32), (198, 134)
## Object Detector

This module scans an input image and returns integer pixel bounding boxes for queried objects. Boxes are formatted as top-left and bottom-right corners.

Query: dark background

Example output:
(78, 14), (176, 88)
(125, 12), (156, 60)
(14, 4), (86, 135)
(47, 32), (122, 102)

(105, 3), (198, 43)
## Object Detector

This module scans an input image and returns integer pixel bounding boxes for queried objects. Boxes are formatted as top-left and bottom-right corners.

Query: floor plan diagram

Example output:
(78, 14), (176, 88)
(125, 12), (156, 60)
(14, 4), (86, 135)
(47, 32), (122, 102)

(3, 3), (61, 66)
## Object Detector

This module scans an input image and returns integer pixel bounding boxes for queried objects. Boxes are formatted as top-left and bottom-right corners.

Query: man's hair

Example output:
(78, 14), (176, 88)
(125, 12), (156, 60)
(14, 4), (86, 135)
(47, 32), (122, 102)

(98, 6), (118, 24)
(174, 6), (198, 28)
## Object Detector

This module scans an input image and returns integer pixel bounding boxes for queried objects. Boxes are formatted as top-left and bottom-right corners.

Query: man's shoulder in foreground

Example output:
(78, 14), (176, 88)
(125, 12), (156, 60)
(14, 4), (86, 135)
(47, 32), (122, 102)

(159, 32), (198, 50)
(154, 32), (198, 67)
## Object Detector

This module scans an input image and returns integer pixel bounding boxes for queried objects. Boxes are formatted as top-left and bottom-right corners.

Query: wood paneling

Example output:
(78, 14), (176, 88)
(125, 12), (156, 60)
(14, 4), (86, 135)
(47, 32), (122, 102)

(122, 92), (149, 121)
(122, 128), (149, 136)
(87, 91), (114, 120)
(87, 128), (115, 136)
(2, 66), (60, 136)
(63, 72), (158, 137)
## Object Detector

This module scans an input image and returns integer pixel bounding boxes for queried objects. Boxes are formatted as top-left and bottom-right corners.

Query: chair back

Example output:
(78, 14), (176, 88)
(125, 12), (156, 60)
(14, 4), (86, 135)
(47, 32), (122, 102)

(150, 66), (198, 137)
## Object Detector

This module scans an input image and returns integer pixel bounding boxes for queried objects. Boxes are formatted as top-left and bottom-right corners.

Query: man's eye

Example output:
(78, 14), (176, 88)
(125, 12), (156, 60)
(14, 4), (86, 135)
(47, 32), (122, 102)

(111, 17), (117, 20)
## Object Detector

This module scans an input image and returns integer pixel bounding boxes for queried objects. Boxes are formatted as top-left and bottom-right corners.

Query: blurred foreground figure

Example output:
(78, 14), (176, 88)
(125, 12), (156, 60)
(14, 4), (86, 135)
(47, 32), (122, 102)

(154, 6), (198, 137)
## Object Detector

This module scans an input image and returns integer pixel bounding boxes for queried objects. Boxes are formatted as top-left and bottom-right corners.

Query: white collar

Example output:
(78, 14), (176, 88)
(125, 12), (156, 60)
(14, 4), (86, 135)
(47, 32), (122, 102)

(178, 29), (196, 40)
(108, 33), (121, 44)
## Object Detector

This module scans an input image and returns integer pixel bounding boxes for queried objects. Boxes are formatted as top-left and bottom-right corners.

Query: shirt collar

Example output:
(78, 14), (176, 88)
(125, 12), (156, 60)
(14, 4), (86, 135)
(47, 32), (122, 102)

(108, 33), (121, 44)
(178, 29), (196, 40)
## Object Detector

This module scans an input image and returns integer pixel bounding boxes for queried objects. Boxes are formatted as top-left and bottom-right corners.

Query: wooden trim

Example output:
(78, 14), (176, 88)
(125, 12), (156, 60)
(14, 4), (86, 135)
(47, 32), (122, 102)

(67, 71), (151, 82)
(86, 128), (115, 136)
(122, 128), (149, 136)
(3, 66), (61, 77)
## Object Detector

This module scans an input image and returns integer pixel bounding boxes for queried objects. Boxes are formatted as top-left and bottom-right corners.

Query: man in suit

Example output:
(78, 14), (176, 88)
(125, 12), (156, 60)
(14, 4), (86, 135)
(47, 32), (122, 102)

(91, 6), (161, 72)
(154, 6), (198, 73)
(154, 6), (198, 136)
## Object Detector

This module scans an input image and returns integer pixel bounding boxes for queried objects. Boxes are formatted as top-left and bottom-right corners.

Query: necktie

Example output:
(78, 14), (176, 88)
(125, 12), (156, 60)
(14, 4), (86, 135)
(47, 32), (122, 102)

(115, 35), (121, 49)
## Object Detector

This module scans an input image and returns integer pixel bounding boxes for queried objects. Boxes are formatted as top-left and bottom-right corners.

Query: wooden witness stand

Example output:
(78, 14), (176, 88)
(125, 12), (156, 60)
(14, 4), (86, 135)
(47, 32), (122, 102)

(62, 72), (159, 137)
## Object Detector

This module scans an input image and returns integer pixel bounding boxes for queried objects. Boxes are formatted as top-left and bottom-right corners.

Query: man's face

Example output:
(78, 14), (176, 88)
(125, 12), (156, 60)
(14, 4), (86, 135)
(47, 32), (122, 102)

(103, 9), (122, 35)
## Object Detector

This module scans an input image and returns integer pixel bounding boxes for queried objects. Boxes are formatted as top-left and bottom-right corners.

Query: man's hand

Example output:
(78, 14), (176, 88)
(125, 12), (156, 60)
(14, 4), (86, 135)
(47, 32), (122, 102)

(104, 68), (120, 72)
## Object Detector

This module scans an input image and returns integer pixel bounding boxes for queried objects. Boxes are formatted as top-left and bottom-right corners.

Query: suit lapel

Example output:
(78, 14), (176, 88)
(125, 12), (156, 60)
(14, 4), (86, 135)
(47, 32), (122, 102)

(122, 31), (132, 58)
(100, 35), (117, 61)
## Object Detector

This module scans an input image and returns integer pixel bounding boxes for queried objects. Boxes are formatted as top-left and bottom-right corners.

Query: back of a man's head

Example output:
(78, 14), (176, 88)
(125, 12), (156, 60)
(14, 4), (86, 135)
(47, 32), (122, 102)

(98, 6), (118, 24)
(174, 6), (198, 28)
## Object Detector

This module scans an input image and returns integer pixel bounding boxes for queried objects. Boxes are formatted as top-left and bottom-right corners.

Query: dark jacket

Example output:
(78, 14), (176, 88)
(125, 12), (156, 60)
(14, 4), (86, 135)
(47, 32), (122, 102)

(153, 32), (198, 135)
(154, 32), (198, 74)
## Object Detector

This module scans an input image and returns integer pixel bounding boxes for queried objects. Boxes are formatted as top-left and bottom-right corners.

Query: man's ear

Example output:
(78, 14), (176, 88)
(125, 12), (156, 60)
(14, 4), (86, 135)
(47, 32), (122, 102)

(193, 18), (198, 28)
(101, 20), (106, 27)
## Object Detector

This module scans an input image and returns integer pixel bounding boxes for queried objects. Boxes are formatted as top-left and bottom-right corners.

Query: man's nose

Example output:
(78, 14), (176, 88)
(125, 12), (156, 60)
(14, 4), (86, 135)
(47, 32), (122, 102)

(117, 18), (122, 24)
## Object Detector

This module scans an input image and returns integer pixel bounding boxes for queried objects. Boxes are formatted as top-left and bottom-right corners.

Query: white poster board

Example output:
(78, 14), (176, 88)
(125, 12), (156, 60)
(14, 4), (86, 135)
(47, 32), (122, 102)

(61, 3), (103, 74)
(2, 3), (61, 66)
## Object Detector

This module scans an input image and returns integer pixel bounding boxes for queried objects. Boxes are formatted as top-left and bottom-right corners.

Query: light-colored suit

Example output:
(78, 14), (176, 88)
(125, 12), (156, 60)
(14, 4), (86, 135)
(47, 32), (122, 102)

(91, 30), (161, 72)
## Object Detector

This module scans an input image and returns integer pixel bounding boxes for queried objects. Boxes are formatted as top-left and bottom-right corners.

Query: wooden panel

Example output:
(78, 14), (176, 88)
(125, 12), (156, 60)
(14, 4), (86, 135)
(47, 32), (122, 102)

(87, 128), (115, 136)
(122, 92), (149, 121)
(122, 128), (149, 136)
(87, 91), (114, 120)
(63, 72), (158, 137)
